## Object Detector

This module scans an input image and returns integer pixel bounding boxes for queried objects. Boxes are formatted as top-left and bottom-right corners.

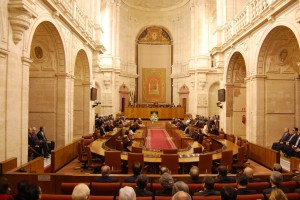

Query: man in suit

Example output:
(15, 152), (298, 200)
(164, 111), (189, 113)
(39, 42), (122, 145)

(221, 186), (237, 200)
(185, 166), (202, 184)
(272, 128), (290, 151)
(134, 174), (153, 197)
(262, 171), (290, 195)
(37, 126), (50, 158)
(280, 128), (299, 157)
(155, 173), (174, 196)
(236, 173), (257, 195)
(93, 165), (118, 182)
(124, 161), (142, 183)
(215, 165), (235, 183)
(193, 176), (220, 196)
(243, 167), (261, 182)
(291, 163), (300, 181)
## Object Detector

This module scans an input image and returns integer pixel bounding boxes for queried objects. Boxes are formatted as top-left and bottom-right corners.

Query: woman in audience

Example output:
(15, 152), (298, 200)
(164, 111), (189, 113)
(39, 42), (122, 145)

(269, 188), (287, 200)
(0, 177), (14, 200)
(14, 179), (30, 200)
(119, 186), (136, 200)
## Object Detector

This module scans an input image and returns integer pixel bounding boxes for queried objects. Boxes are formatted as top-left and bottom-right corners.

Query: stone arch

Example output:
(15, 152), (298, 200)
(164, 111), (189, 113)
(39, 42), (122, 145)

(178, 84), (189, 114)
(225, 52), (247, 138)
(208, 81), (220, 117)
(73, 49), (91, 138)
(29, 21), (68, 148)
(119, 84), (130, 113)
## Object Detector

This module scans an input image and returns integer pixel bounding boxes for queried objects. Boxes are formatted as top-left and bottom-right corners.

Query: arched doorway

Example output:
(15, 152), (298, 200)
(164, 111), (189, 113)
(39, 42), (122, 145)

(73, 50), (90, 139)
(137, 26), (172, 105)
(255, 26), (300, 146)
(179, 85), (189, 114)
(226, 52), (246, 138)
(119, 84), (130, 113)
(208, 82), (220, 117)
(29, 22), (66, 147)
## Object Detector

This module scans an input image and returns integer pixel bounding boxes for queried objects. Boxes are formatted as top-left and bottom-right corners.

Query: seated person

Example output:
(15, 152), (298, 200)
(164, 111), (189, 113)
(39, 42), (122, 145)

(122, 135), (133, 151)
(124, 161), (142, 183)
(104, 121), (114, 132)
(172, 181), (189, 195)
(194, 176), (220, 196)
(243, 167), (261, 182)
(272, 128), (290, 151)
(0, 177), (14, 200)
(236, 173), (257, 195)
(221, 186), (237, 200)
(14, 179), (30, 200)
(93, 165), (118, 182)
(37, 126), (50, 158)
(269, 188), (288, 200)
(262, 171), (290, 195)
(172, 191), (192, 200)
(119, 186), (136, 200)
(134, 174), (153, 197)
(28, 127), (42, 158)
(72, 183), (90, 200)
(155, 173), (174, 196)
(185, 166), (202, 184)
(215, 165), (235, 183)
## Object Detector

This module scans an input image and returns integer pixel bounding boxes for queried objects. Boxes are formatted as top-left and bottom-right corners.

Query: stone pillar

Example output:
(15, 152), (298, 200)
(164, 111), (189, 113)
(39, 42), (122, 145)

(225, 83), (234, 135)
(245, 76), (251, 142)
(83, 81), (92, 134)
(93, 0), (102, 44)
(295, 77), (300, 127)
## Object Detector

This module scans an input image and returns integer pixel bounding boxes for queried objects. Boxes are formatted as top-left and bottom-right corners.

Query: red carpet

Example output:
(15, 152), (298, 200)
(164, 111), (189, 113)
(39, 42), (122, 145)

(145, 129), (176, 150)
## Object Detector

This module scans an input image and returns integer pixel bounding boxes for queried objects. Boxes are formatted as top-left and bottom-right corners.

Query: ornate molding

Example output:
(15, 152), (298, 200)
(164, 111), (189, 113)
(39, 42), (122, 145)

(8, 0), (37, 44)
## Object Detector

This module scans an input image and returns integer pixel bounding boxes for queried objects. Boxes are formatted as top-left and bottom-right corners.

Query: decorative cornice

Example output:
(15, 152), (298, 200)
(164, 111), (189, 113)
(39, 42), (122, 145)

(0, 48), (9, 57)
(8, 0), (37, 44)
(55, 72), (74, 78)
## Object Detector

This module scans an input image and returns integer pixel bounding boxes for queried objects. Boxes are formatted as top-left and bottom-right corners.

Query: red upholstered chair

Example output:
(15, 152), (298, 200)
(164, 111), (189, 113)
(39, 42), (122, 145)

(285, 193), (300, 200)
(186, 184), (204, 195)
(281, 181), (298, 192)
(61, 182), (90, 195)
(155, 197), (172, 200)
(132, 146), (143, 153)
(151, 183), (164, 194)
(214, 183), (237, 191)
(90, 182), (120, 196)
(104, 150), (123, 173)
(247, 182), (270, 193)
(163, 149), (178, 154)
(121, 182), (151, 190)
(236, 194), (264, 200)
(193, 196), (220, 200)
(136, 197), (153, 200)
(193, 147), (203, 154)
(198, 153), (213, 174)
(41, 194), (72, 200)
(127, 153), (144, 173)
(160, 154), (180, 174)
(90, 196), (114, 200)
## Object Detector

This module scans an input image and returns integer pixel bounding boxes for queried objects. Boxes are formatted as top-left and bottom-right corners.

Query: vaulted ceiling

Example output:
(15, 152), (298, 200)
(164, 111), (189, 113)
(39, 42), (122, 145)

(121, 0), (190, 11)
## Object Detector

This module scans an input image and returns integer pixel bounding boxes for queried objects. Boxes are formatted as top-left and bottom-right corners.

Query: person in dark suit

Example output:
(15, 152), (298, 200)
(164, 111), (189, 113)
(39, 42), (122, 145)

(93, 165), (118, 182)
(155, 173), (174, 196)
(280, 128), (299, 157)
(37, 126), (50, 158)
(194, 176), (220, 196)
(262, 171), (290, 195)
(134, 174), (153, 197)
(236, 173), (257, 195)
(272, 128), (290, 151)
(221, 186), (237, 200)
(243, 167), (261, 182)
(215, 165), (235, 183)
(124, 161), (142, 183)
(185, 166), (202, 184)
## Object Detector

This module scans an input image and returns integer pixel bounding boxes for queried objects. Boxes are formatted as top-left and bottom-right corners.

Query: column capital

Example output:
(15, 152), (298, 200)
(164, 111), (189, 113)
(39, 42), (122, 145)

(250, 75), (267, 80)
(55, 72), (74, 79)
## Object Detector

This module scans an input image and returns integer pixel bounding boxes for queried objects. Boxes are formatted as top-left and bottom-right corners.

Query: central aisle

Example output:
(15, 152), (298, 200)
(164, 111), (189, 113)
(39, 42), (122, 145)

(145, 128), (177, 150)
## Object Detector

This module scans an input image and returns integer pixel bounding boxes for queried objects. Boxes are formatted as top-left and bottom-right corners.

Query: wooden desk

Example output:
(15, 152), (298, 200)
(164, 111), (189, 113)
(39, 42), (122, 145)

(124, 107), (184, 119)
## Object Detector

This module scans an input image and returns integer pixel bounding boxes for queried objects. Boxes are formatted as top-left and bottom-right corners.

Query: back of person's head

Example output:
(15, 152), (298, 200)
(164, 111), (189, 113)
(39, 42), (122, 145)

(236, 173), (248, 187)
(0, 176), (10, 194)
(17, 179), (30, 195)
(132, 161), (142, 176)
(39, 126), (44, 131)
(269, 188), (288, 200)
(160, 166), (170, 175)
(203, 176), (215, 190)
(243, 167), (254, 178)
(172, 191), (192, 200)
(218, 165), (228, 177)
(189, 166), (200, 180)
(273, 163), (283, 173)
(26, 184), (42, 200)
(159, 173), (174, 189)
(221, 186), (237, 200)
(101, 165), (111, 176)
(136, 174), (148, 189)
(119, 186), (136, 200)
(172, 181), (189, 195)
(72, 183), (90, 200)
(270, 171), (283, 186)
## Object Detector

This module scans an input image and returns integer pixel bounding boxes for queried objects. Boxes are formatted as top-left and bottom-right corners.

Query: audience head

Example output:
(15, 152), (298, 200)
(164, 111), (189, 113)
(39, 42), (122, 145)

(17, 179), (30, 196)
(39, 126), (44, 131)
(273, 163), (283, 173)
(172, 191), (192, 200)
(189, 166), (200, 180)
(172, 181), (189, 195)
(270, 171), (283, 186)
(132, 161), (142, 176)
(160, 166), (170, 175)
(159, 173), (174, 189)
(101, 165), (111, 177)
(72, 183), (90, 200)
(203, 176), (215, 190)
(136, 174), (149, 189)
(236, 173), (248, 187)
(218, 165), (228, 177)
(26, 184), (42, 200)
(220, 186), (237, 200)
(243, 167), (254, 178)
(28, 128), (33, 134)
(269, 188), (287, 200)
(0, 177), (11, 194)
(32, 127), (37, 133)
(119, 186), (136, 200)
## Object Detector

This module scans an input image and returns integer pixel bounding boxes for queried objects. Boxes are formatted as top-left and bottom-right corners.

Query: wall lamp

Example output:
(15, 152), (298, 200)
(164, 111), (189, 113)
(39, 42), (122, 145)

(216, 101), (223, 108)
(92, 100), (101, 108)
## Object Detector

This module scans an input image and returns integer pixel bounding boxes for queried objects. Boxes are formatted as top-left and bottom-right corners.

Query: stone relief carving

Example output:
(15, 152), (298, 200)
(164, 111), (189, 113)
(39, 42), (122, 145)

(138, 26), (171, 45)
(30, 40), (55, 71)
(103, 72), (111, 89)
(197, 94), (208, 107)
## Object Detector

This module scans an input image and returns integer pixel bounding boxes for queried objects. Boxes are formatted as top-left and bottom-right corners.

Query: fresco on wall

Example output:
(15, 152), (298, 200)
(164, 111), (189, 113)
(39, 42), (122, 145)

(142, 68), (166, 102)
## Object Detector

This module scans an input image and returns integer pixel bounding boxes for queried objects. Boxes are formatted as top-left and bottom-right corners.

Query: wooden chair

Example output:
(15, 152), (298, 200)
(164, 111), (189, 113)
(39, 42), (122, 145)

(77, 142), (87, 170)
(232, 146), (246, 173)
(104, 151), (123, 173)
(132, 146), (143, 153)
(127, 152), (144, 173)
(163, 149), (178, 154)
(193, 147), (203, 154)
(198, 153), (213, 174)
(85, 146), (102, 173)
(215, 150), (233, 172)
(61, 182), (90, 195)
(82, 138), (94, 147)
(115, 139), (124, 151)
(160, 154), (180, 174)
(90, 182), (120, 196)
